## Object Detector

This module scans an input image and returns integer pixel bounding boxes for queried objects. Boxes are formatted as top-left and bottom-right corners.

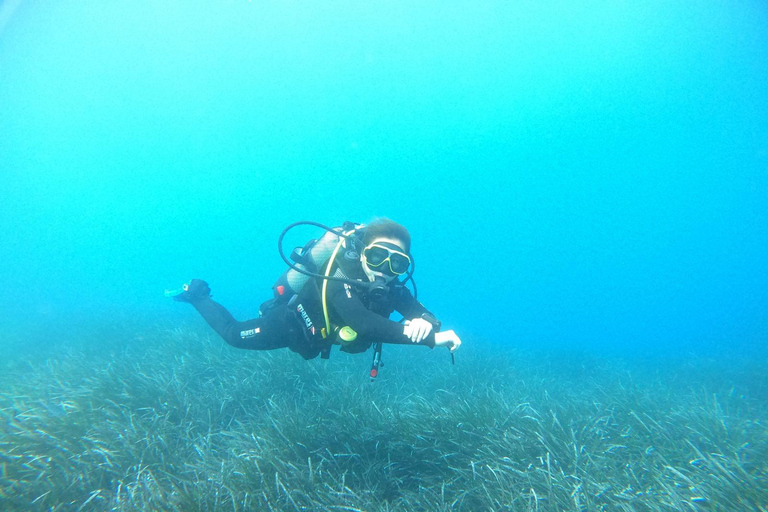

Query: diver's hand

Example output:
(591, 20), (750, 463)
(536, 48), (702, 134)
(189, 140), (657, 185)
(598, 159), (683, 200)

(434, 330), (462, 352)
(167, 279), (211, 303)
(403, 318), (433, 343)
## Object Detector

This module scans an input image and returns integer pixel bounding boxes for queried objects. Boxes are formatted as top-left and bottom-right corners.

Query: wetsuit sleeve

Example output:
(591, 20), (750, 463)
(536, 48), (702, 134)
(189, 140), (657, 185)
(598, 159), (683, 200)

(190, 298), (290, 351)
(392, 286), (435, 320)
(326, 281), (435, 348)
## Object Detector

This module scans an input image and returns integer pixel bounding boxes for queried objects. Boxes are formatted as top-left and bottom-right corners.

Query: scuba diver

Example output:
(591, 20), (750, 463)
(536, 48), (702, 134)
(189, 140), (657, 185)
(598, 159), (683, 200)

(168, 218), (462, 377)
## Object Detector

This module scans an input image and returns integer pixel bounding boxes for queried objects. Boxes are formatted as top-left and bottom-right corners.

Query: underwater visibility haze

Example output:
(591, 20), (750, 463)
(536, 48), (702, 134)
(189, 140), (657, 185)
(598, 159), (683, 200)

(1, 1), (767, 510)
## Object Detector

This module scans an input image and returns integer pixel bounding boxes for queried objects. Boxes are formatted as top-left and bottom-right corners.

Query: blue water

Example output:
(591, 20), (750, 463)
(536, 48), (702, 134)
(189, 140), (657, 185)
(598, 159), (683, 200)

(1, 1), (766, 358)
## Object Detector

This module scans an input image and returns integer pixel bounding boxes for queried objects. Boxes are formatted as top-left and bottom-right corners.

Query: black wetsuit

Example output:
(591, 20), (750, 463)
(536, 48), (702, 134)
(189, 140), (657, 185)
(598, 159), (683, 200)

(189, 253), (437, 359)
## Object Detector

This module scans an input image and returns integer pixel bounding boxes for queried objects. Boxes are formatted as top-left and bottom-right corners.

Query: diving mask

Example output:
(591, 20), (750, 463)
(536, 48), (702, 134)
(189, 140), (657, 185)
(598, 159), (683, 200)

(363, 242), (411, 275)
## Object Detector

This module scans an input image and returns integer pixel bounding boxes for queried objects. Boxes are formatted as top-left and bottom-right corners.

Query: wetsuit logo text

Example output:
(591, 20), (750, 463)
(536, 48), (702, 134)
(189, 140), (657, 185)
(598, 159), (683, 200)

(296, 304), (316, 335)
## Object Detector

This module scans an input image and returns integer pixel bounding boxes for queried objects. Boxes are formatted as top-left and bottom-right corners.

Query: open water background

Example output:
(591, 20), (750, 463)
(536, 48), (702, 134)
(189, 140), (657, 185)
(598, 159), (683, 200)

(1, 3), (768, 510)
(2, 2), (767, 361)
(2, 2), (768, 358)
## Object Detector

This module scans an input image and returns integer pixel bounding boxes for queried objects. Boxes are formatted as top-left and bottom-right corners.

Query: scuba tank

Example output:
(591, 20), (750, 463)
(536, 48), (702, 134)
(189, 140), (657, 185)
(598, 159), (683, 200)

(272, 222), (364, 302)
(271, 221), (370, 348)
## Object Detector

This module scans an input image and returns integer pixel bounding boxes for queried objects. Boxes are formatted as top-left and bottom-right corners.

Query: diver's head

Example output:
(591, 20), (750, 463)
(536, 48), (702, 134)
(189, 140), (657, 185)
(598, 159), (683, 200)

(360, 218), (412, 283)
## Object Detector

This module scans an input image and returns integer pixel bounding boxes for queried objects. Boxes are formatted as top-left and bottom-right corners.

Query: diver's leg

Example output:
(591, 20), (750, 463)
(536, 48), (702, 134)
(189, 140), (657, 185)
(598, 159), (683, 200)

(172, 280), (292, 351)
(192, 298), (297, 351)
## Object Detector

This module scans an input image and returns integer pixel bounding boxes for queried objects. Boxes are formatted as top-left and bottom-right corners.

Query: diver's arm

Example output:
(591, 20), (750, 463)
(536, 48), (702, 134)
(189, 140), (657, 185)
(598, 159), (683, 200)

(391, 286), (442, 342)
(392, 286), (462, 351)
(327, 281), (436, 347)
(392, 286), (436, 321)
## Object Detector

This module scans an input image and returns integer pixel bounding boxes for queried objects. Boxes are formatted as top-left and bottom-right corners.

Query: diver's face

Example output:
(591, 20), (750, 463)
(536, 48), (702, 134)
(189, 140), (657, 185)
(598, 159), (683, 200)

(361, 236), (409, 283)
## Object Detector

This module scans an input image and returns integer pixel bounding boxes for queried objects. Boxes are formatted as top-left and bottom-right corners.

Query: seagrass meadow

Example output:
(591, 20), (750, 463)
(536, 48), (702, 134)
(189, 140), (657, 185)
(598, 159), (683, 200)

(1, 321), (766, 512)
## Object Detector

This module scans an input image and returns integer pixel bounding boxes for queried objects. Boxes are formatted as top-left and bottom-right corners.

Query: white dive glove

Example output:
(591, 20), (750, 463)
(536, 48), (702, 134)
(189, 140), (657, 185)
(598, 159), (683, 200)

(434, 330), (462, 352)
(403, 318), (434, 343)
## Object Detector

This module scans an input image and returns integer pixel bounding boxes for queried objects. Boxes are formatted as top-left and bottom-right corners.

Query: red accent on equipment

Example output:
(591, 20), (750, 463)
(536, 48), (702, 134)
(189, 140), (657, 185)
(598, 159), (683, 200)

(277, 285), (285, 295)
(370, 369), (378, 378)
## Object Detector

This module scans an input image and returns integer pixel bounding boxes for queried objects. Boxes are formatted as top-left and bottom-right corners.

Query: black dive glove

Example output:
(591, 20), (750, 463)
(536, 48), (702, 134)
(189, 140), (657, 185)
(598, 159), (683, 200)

(169, 279), (211, 303)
